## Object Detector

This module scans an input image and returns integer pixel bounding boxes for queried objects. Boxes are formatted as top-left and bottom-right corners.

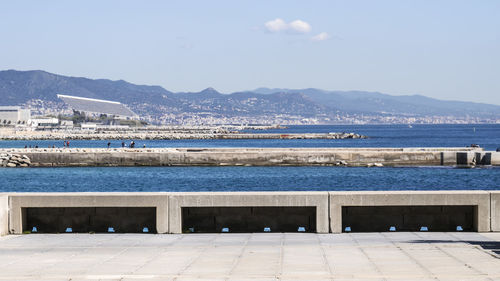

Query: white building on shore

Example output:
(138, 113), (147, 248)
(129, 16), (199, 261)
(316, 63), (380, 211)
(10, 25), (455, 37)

(0, 106), (31, 126)
(57, 94), (137, 119)
(28, 118), (59, 130)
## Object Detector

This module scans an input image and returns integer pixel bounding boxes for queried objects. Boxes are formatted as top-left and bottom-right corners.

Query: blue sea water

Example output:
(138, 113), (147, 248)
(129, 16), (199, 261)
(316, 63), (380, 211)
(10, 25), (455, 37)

(1, 124), (499, 150)
(0, 166), (498, 192)
(0, 124), (498, 192)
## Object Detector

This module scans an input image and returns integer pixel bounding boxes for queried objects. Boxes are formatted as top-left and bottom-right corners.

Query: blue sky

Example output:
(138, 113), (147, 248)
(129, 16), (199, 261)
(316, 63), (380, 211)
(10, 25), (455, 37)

(1, 0), (499, 104)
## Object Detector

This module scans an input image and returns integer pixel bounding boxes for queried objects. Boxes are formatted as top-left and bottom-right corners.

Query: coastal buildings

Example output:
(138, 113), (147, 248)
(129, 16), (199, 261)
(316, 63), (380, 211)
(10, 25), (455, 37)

(28, 117), (59, 130)
(0, 106), (30, 125)
(57, 94), (137, 119)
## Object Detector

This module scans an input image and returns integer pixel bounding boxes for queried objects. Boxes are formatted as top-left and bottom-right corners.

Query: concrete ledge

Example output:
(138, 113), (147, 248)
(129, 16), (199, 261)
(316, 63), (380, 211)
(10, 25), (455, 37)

(2, 147), (491, 167)
(441, 152), (457, 165)
(8, 193), (169, 234)
(0, 195), (8, 236)
(491, 191), (500, 232)
(329, 191), (491, 233)
(491, 152), (500, 166)
(2, 191), (498, 234)
(168, 192), (329, 234)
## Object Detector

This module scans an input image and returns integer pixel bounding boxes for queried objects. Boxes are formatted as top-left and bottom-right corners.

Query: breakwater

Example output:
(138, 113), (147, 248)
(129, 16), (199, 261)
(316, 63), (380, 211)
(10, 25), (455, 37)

(0, 131), (366, 140)
(0, 147), (497, 167)
(0, 153), (31, 167)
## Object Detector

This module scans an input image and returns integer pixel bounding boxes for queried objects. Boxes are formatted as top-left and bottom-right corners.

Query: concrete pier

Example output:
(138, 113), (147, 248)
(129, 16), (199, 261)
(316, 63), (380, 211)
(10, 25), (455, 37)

(2, 147), (497, 167)
(3, 191), (500, 235)
(1, 232), (500, 280)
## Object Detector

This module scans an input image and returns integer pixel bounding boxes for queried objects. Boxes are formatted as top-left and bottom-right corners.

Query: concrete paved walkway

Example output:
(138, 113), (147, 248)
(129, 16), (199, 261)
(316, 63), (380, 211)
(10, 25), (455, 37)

(0, 232), (499, 280)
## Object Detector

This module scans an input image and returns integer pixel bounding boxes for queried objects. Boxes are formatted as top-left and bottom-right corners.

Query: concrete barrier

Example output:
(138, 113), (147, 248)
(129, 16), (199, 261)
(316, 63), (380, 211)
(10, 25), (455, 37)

(0, 195), (8, 236)
(329, 191), (491, 233)
(491, 152), (500, 166)
(2, 191), (498, 234)
(440, 152), (457, 165)
(456, 152), (476, 165)
(457, 151), (498, 166)
(8, 193), (169, 234)
(168, 192), (329, 233)
(491, 191), (500, 232)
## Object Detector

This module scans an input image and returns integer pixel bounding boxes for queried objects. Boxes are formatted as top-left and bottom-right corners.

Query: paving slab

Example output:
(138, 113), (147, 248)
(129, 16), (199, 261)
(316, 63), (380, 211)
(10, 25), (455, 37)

(0, 232), (499, 280)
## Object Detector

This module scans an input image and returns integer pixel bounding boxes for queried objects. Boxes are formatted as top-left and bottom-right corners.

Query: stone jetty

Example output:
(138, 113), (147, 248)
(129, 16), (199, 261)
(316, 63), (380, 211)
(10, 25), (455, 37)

(1, 147), (497, 167)
(0, 131), (366, 140)
(0, 153), (31, 167)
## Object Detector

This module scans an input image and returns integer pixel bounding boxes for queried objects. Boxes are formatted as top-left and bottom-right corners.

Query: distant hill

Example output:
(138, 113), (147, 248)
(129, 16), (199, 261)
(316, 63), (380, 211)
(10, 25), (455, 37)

(0, 69), (174, 105)
(253, 88), (500, 118)
(0, 70), (325, 119)
(1, 70), (499, 124)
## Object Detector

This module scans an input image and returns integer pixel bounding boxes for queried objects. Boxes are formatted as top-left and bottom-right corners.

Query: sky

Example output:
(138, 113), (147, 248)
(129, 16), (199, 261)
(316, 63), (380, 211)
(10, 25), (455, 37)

(1, 0), (499, 105)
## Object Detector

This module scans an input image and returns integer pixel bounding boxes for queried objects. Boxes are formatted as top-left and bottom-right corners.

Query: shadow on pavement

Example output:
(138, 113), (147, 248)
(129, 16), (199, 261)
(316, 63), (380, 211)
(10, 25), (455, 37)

(406, 240), (500, 256)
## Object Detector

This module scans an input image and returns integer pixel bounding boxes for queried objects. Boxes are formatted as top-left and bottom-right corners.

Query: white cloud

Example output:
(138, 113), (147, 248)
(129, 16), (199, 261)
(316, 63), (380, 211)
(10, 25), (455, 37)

(289, 20), (312, 33)
(264, 18), (288, 32)
(264, 18), (312, 34)
(311, 32), (330, 41)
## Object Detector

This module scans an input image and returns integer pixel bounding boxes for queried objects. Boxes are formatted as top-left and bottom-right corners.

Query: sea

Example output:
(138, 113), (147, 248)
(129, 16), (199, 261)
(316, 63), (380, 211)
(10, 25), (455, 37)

(0, 124), (499, 192)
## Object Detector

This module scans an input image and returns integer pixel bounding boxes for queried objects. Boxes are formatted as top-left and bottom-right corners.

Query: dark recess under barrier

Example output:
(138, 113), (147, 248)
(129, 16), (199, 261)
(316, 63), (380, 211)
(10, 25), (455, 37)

(182, 207), (316, 233)
(342, 205), (476, 232)
(23, 207), (156, 233)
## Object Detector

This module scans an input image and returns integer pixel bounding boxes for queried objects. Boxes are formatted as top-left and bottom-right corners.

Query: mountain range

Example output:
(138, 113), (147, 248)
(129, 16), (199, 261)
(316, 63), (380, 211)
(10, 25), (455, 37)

(1, 70), (499, 124)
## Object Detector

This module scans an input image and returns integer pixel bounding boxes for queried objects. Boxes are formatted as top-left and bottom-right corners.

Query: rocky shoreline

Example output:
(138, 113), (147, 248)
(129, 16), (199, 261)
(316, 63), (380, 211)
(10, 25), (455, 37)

(0, 153), (31, 167)
(0, 132), (367, 141)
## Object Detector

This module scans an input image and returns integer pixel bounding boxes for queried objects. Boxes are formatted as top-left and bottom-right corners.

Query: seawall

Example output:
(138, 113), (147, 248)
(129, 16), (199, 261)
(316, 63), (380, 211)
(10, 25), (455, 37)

(2, 191), (499, 235)
(2, 147), (497, 167)
(0, 132), (366, 140)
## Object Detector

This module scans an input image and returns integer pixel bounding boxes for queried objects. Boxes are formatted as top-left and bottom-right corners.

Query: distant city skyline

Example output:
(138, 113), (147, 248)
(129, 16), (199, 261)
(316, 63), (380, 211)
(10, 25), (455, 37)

(1, 0), (499, 105)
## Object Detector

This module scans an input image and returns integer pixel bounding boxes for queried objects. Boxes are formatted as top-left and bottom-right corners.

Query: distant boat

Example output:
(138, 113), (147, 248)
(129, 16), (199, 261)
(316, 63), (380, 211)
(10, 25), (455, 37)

(408, 124), (413, 128)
